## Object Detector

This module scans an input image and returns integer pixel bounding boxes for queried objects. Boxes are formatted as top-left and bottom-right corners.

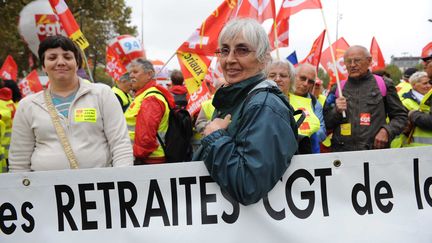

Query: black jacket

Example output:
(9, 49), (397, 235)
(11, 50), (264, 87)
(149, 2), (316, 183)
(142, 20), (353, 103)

(323, 72), (407, 152)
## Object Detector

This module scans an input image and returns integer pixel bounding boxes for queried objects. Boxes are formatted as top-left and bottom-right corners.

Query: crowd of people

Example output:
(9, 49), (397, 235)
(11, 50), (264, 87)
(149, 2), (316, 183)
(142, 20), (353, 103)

(1, 18), (431, 206)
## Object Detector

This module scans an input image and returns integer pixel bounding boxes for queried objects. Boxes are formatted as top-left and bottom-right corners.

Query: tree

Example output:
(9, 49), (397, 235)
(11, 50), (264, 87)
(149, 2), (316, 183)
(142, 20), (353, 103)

(317, 67), (330, 88)
(0, 0), (137, 82)
(385, 64), (402, 85)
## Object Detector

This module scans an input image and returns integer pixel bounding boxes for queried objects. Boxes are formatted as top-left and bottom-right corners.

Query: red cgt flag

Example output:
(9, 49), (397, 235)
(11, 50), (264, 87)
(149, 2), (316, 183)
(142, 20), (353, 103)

(48, 0), (89, 50)
(234, 0), (276, 23)
(268, 17), (289, 49)
(19, 70), (43, 97)
(370, 37), (385, 71)
(421, 42), (432, 59)
(300, 30), (326, 68)
(105, 45), (127, 82)
(276, 0), (322, 23)
(0, 55), (18, 81)
(320, 37), (350, 89)
(177, 0), (237, 94)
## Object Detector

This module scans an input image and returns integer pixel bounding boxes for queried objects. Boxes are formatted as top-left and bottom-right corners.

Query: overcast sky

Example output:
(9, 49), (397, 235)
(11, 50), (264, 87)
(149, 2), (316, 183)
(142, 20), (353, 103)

(125, 0), (432, 69)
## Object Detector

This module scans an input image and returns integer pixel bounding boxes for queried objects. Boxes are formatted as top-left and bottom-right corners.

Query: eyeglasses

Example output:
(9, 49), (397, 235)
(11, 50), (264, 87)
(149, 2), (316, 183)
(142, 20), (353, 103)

(215, 46), (255, 58)
(299, 75), (315, 84)
(344, 57), (367, 66)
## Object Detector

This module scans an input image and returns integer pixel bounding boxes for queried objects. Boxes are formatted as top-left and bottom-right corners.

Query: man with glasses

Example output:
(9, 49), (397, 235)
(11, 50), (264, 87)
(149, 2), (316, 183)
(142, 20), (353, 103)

(292, 63), (326, 153)
(323, 45), (407, 152)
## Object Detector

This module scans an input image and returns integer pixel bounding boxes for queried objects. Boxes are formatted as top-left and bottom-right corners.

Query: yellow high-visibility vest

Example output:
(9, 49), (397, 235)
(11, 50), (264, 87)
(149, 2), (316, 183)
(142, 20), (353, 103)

(124, 87), (170, 158)
(289, 93), (321, 137)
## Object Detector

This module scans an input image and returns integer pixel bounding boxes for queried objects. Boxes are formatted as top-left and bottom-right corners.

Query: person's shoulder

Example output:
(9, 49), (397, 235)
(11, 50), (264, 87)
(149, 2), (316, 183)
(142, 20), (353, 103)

(19, 90), (44, 106)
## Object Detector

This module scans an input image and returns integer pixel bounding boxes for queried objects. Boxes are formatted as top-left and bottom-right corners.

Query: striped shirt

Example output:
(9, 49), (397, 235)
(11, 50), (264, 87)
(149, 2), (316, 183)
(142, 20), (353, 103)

(51, 90), (78, 118)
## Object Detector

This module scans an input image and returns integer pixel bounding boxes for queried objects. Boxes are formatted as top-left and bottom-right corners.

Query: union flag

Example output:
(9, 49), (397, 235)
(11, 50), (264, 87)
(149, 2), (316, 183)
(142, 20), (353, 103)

(370, 37), (385, 71)
(320, 37), (350, 89)
(48, 0), (89, 50)
(300, 30), (326, 68)
(105, 45), (127, 82)
(276, 0), (322, 23)
(421, 42), (432, 59)
(19, 70), (43, 97)
(0, 55), (18, 81)
(177, 0), (237, 94)
(268, 17), (289, 49)
(233, 0), (276, 23)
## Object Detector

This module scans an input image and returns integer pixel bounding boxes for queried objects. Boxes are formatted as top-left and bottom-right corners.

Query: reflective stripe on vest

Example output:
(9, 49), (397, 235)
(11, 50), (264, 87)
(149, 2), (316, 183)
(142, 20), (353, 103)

(406, 90), (432, 147)
(396, 82), (412, 98)
(401, 97), (420, 111)
(289, 93), (321, 137)
(112, 86), (132, 107)
(124, 87), (170, 158)
(0, 100), (15, 159)
(201, 98), (215, 121)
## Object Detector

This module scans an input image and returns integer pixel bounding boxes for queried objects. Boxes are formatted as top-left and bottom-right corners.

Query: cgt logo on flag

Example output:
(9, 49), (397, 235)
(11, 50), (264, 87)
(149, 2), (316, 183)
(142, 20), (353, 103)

(35, 14), (65, 41)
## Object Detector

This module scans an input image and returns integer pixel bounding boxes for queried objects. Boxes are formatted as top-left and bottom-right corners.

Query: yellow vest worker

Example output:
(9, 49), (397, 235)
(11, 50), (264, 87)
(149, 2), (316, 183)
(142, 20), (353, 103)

(406, 89), (432, 146)
(0, 87), (15, 159)
(0, 120), (6, 173)
(125, 87), (170, 161)
(112, 86), (133, 112)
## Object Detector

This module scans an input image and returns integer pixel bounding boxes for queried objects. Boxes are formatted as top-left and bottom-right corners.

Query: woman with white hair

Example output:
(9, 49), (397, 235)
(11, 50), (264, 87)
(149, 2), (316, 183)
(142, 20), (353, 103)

(401, 71), (432, 110)
(193, 18), (298, 205)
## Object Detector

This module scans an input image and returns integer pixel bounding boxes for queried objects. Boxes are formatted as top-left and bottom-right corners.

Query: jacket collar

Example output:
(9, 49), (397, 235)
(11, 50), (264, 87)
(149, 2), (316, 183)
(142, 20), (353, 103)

(32, 78), (92, 107)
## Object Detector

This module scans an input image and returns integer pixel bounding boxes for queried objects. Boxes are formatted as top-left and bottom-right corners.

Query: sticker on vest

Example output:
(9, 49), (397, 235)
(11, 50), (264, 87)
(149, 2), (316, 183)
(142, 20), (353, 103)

(360, 113), (371, 126)
(340, 123), (351, 136)
(74, 108), (97, 123)
(299, 121), (310, 131)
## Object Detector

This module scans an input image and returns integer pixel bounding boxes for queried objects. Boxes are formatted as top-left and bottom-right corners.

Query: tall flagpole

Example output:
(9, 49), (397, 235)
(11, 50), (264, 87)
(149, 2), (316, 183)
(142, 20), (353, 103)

(320, 3), (345, 117)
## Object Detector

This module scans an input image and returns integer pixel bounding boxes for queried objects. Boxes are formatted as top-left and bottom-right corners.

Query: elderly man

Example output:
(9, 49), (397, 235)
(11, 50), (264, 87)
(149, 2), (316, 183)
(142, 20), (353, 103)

(323, 45), (407, 152)
(112, 73), (133, 112)
(125, 59), (175, 164)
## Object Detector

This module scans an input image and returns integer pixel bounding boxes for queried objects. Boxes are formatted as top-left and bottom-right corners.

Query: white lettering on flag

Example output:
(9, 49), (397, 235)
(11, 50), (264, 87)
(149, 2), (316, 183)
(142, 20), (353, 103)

(187, 30), (209, 49)
(283, 0), (306, 8)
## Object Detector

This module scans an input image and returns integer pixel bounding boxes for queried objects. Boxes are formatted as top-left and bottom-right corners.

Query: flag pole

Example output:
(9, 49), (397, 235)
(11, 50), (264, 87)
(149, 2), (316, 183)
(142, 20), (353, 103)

(81, 50), (94, 83)
(320, 7), (345, 118)
(155, 52), (176, 77)
(273, 21), (280, 60)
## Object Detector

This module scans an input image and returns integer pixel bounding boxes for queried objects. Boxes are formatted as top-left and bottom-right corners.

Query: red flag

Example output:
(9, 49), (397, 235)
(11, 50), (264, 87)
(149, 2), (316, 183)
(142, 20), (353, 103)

(19, 70), (43, 97)
(48, 0), (89, 50)
(177, 1), (236, 56)
(0, 55), (18, 81)
(177, 1), (237, 94)
(268, 18), (289, 49)
(234, 0), (276, 23)
(105, 45), (127, 82)
(370, 37), (385, 71)
(421, 42), (432, 59)
(300, 30), (326, 67)
(320, 37), (350, 88)
(276, 0), (322, 23)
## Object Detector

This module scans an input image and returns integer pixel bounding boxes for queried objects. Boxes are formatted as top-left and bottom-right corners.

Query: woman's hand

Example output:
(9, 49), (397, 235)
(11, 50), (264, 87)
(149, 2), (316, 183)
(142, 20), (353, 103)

(203, 114), (232, 136)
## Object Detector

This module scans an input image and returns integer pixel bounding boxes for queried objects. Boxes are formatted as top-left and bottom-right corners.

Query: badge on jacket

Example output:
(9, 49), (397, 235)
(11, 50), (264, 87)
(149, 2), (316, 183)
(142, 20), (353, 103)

(74, 108), (97, 123)
(360, 113), (371, 126)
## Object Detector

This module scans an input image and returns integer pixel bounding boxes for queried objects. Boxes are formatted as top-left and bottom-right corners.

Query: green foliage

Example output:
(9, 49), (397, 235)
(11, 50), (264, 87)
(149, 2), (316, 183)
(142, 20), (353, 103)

(384, 64), (402, 85)
(317, 67), (330, 88)
(0, 0), (137, 82)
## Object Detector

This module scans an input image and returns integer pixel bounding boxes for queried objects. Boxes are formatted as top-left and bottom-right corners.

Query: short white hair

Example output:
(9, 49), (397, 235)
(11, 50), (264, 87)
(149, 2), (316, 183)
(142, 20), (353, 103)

(409, 71), (428, 85)
(218, 18), (271, 64)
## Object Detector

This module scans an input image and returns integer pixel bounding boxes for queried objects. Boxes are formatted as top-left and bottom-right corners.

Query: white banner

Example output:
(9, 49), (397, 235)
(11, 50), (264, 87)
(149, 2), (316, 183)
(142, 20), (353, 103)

(1, 147), (432, 243)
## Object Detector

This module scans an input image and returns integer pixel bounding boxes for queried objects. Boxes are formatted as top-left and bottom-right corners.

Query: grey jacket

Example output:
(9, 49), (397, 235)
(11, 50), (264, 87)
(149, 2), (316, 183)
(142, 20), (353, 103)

(9, 79), (133, 172)
(323, 72), (407, 152)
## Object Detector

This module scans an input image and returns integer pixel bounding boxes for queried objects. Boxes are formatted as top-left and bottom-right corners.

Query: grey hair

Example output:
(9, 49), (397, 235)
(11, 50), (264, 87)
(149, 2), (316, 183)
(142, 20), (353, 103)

(409, 71), (428, 85)
(218, 18), (271, 65)
(130, 58), (155, 78)
(267, 60), (296, 81)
